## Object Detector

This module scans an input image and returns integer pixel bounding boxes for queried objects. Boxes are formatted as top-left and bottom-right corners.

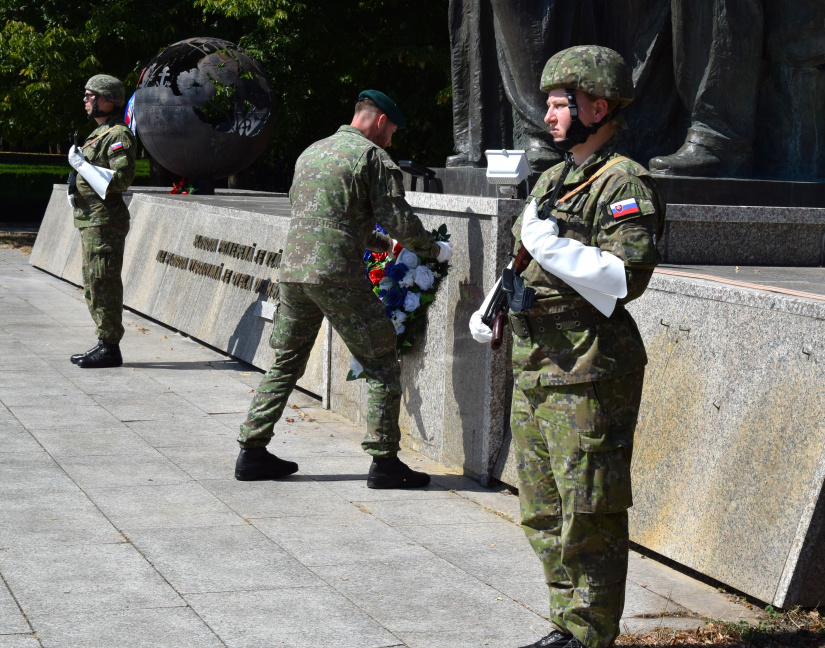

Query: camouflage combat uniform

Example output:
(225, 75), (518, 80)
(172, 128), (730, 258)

(73, 116), (136, 344)
(238, 125), (439, 456)
(510, 139), (665, 647)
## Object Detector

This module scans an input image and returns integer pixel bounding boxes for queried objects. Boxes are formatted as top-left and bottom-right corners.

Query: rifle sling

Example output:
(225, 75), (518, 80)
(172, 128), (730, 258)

(556, 156), (629, 204)
(81, 125), (118, 151)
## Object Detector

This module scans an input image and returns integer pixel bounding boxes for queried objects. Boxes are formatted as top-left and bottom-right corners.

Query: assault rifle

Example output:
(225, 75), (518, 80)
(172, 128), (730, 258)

(67, 130), (79, 196)
(480, 154), (574, 350)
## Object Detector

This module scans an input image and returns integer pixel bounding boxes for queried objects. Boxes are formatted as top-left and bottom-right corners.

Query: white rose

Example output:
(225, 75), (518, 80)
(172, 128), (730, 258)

(397, 249), (420, 269)
(390, 310), (407, 334)
(413, 265), (435, 291)
(400, 269), (416, 288)
(403, 291), (421, 312)
(378, 277), (393, 290)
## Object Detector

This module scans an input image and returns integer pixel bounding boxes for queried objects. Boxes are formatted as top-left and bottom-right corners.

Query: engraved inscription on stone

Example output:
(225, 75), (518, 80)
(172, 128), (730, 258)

(154, 233), (283, 298)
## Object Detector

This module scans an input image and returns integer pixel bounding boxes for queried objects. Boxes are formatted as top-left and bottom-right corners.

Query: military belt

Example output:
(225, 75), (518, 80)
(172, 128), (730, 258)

(509, 304), (622, 339)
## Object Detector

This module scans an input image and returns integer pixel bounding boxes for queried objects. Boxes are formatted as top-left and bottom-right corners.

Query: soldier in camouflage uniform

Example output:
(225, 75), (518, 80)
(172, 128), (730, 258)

(235, 90), (453, 488)
(68, 74), (136, 369)
(470, 47), (665, 648)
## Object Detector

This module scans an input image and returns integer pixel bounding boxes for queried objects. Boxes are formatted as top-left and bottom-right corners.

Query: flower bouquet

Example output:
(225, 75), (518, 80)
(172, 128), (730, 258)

(347, 223), (451, 380)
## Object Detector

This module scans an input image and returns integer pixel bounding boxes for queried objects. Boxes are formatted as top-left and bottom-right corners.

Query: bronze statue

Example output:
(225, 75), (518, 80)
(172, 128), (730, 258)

(449, 0), (825, 180)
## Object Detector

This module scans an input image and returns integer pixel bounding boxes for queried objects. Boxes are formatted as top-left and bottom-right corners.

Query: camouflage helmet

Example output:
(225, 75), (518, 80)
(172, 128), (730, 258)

(540, 46), (634, 107)
(85, 74), (125, 106)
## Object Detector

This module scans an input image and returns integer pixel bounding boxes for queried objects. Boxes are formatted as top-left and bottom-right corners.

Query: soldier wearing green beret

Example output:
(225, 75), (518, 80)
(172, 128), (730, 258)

(470, 46), (666, 648)
(235, 90), (453, 488)
(68, 74), (136, 369)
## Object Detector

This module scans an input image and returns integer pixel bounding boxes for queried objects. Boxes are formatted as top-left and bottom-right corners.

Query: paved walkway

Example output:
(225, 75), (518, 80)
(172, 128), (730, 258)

(0, 247), (760, 648)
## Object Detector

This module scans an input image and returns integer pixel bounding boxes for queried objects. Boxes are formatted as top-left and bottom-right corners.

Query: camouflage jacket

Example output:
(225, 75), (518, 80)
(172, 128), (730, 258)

(73, 116), (136, 228)
(511, 139), (666, 387)
(279, 125), (439, 285)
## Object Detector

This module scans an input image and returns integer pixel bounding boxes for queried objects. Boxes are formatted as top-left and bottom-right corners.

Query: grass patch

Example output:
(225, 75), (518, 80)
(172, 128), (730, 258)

(0, 159), (150, 226)
(0, 159), (150, 179)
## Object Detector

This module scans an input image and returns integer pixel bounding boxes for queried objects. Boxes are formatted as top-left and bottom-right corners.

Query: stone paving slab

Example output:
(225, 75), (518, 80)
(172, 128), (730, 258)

(0, 247), (762, 647)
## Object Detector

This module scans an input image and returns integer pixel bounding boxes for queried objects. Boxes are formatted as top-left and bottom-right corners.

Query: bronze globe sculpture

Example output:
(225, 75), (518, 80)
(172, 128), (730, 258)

(134, 37), (274, 191)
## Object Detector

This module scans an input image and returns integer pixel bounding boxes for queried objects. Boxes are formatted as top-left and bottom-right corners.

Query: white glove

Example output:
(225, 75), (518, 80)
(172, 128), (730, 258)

(67, 145), (84, 170)
(469, 310), (493, 343)
(67, 145), (114, 199)
(468, 273), (504, 343)
(520, 198), (627, 317)
(66, 189), (76, 210)
(435, 241), (453, 263)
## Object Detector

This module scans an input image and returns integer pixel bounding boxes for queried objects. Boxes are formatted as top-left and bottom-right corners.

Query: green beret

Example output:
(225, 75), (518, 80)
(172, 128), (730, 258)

(358, 89), (406, 128)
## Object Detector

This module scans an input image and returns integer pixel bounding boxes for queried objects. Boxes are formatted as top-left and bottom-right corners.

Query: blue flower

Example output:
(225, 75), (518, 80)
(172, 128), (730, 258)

(379, 283), (406, 311)
(384, 261), (408, 282)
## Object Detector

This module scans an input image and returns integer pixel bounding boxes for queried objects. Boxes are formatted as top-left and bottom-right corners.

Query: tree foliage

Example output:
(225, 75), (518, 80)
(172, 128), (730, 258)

(196, 0), (453, 189)
(0, 0), (452, 189)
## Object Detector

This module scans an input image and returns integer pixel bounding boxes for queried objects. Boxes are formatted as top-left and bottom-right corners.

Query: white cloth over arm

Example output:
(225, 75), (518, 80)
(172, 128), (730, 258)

(68, 145), (114, 200)
(520, 198), (627, 317)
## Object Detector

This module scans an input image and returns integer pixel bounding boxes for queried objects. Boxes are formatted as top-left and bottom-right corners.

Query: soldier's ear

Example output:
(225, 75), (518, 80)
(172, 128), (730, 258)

(376, 113), (388, 129)
(594, 98), (610, 122)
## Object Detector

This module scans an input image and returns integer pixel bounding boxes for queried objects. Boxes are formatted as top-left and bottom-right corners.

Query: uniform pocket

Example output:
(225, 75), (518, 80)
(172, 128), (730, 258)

(573, 380), (634, 513)
(355, 315), (396, 361)
(90, 242), (114, 280)
(573, 445), (633, 513)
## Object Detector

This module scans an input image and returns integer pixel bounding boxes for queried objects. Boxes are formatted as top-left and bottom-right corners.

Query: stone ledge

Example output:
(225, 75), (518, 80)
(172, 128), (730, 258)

(649, 272), (825, 321)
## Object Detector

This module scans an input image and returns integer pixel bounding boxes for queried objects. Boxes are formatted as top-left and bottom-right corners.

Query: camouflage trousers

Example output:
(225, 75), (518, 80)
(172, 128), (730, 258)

(79, 222), (129, 344)
(238, 281), (402, 457)
(511, 369), (645, 648)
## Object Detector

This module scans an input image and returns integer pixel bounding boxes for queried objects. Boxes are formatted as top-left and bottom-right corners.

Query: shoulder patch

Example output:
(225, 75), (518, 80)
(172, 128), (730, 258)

(609, 197), (641, 218)
(110, 142), (124, 151)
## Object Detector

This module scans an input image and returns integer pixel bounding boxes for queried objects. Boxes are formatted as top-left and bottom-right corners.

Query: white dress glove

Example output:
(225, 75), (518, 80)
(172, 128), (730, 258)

(68, 145), (114, 200)
(468, 271), (506, 343)
(435, 241), (452, 263)
(520, 198), (627, 317)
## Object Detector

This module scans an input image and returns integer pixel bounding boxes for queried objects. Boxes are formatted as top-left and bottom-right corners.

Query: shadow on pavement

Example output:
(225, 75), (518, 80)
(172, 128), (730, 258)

(124, 360), (254, 371)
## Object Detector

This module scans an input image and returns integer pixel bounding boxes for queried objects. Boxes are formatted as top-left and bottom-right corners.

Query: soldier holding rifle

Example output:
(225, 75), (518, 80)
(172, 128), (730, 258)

(68, 75), (136, 369)
(470, 47), (665, 648)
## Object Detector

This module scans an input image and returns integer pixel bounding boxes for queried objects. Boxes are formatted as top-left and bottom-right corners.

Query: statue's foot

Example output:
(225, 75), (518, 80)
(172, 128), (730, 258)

(649, 141), (750, 177)
(446, 153), (480, 168)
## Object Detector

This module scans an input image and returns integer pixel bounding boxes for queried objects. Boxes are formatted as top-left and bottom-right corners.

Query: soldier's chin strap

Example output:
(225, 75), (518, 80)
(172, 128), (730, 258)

(551, 89), (618, 153)
(88, 97), (116, 120)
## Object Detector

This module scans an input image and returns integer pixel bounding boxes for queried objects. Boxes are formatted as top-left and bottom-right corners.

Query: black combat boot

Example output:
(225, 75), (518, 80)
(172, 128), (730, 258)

(235, 447), (299, 481)
(518, 630), (574, 648)
(76, 341), (122, 368)
(367, 456), (430, 489)
(70, 340), (103, 364)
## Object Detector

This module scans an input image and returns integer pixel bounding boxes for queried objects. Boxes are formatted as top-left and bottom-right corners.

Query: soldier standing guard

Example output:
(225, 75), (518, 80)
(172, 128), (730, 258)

(235, 90), (453, 489)
(68, 74), (136, 368)
(470, 47), (665, 648)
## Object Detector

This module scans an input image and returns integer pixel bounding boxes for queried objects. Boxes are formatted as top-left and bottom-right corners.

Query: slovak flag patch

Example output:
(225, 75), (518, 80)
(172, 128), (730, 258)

(609, 197), (640, 218)
(110, 142), (123, 151)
